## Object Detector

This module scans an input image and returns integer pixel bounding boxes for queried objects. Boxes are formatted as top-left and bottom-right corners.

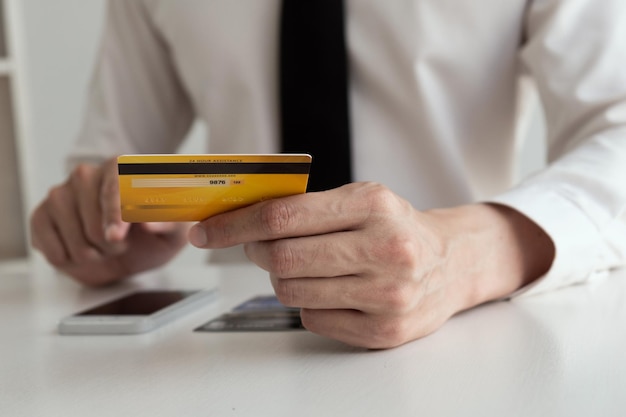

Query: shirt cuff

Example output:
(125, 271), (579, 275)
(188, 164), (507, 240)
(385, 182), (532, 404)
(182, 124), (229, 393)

(489, 184), (608, 298)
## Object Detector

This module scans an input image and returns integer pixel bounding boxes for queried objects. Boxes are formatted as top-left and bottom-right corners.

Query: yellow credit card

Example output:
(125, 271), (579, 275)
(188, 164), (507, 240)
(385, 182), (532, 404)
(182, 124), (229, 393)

(118, 154), (311, 222)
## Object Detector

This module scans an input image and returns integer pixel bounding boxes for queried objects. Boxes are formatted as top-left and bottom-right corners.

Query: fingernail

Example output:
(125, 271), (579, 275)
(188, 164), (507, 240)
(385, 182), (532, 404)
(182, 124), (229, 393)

(104, 224), (119, 242)
(189, 225), (207, 247)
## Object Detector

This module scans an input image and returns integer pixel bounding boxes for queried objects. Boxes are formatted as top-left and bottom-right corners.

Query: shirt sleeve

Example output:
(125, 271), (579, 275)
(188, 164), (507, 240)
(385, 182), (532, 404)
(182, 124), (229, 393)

(67, 0), (195, 169)
(489, 0), (626, 296)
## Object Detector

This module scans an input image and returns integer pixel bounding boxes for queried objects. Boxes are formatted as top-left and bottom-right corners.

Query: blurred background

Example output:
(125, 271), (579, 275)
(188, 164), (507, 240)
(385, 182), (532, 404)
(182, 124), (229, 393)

(0, 0), (207, 266)
(0, 0), (545, 266)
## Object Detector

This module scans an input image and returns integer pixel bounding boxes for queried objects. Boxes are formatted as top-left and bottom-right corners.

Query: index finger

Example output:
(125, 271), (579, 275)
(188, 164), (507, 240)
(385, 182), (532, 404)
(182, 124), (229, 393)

(100, 157), (130, 242)
(189, 183), (370, 249)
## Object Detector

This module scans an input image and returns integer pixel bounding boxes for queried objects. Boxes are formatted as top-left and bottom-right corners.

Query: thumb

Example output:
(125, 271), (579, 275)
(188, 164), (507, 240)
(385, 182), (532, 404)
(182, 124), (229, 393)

(100, 157), (130, 242)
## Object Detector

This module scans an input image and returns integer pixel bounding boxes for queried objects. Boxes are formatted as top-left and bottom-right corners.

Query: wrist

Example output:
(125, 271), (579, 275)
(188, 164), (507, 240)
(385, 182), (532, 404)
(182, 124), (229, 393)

(425, 203), (555, 311)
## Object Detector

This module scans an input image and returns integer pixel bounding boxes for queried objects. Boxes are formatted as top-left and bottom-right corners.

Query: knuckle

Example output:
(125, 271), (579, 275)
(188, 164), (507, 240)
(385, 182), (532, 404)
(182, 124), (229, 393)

(266, 241), (297, 277)
(381, 282), (415, 315)
(369, 317), (411, 349)
(47, 185), (68, 208)
(298, 308), (319, 332)
(371, 231), (419, 273)
(66, 245), (89, 264)
(69, 163), (94, 187)
(206, 215), (237, 247)
(386, 233), (420, 269)
(100, 174), (118, 199)
(259, 200), (297, 237)
(273, 279), (300, 307)
(363, 183), (398, 215)
(41, 247), (69, 268)
(83, 222), (105, 246)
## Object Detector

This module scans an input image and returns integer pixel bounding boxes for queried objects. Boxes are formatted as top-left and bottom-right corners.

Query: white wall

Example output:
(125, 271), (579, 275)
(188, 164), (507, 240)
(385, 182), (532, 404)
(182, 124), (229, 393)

(20, 0), (106, 206)
(21, 0), (206, 209)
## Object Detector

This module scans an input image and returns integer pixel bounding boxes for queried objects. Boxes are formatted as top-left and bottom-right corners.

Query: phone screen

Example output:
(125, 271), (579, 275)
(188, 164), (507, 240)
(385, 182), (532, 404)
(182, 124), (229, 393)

(76, 290), (197, 316)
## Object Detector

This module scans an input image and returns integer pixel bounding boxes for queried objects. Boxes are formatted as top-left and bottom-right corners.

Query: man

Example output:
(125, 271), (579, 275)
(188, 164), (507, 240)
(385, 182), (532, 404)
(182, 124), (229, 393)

(30, 0), (626, 348)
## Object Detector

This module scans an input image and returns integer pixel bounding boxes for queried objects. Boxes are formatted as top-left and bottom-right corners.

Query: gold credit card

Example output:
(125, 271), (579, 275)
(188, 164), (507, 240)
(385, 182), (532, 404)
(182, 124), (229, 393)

(118, 154), (311, 222)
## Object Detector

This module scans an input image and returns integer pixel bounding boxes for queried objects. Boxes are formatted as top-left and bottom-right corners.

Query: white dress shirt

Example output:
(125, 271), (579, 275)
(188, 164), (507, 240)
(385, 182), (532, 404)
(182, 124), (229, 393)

(70, 0), (626, 296)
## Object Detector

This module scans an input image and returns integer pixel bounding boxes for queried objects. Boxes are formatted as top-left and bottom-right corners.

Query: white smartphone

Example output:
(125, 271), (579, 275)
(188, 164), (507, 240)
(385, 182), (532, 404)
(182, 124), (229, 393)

(58, 289), (218, 335)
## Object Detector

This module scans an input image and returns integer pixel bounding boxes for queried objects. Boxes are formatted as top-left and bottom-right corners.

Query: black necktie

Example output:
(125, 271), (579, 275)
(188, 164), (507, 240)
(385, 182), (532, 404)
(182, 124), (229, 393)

(279, 0), (352, 192)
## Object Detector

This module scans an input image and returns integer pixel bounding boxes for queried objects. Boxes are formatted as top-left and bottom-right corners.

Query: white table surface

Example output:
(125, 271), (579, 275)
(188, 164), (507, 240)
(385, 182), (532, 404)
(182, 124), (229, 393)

(1, 260), (625, 417)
